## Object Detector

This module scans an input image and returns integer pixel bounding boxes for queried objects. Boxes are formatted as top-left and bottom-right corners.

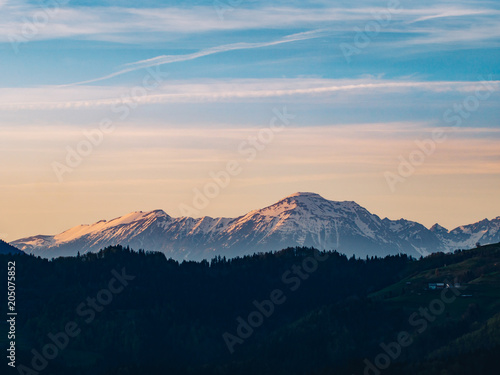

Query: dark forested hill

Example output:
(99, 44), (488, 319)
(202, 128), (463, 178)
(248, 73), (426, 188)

(1, 243), (499, 375)
(0, 239), (22, 255)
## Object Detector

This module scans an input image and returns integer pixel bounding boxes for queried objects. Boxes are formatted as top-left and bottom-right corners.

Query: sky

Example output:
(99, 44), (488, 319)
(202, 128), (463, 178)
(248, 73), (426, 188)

(1, 0), (499, 241)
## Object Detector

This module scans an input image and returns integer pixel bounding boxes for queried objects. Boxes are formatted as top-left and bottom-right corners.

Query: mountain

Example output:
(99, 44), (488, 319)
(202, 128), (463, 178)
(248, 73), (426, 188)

(0, 239), (23, 255)
(432, 217), (500, 250)
(10, 192), (500, 260)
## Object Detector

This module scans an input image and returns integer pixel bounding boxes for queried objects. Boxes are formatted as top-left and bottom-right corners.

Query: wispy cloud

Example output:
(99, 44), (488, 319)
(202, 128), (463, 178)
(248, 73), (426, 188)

(63, 30), (331, 86)
(407, 8), (491, 24)
(2, 78), (498, 110)
(1, 3), (499, 43)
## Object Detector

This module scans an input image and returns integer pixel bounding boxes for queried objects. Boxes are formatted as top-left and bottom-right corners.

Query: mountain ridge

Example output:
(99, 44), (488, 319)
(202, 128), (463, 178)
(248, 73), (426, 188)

(10, 192), (500, 260)
(0, 239), (23, 255)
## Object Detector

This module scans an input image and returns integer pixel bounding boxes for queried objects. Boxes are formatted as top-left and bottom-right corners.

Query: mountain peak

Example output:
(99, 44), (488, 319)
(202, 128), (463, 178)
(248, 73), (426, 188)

(430, 223), (448, 233)
(148, 209), (169, 217)
(252, 192), (364, 221)
(285, 192), (324, 199)
(107, 209), (169, 225)
(281, 192), (358, 207)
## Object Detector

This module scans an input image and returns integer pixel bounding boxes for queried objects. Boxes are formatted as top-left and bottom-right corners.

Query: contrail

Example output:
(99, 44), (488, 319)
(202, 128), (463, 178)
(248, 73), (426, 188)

(61, 29), (331, 86)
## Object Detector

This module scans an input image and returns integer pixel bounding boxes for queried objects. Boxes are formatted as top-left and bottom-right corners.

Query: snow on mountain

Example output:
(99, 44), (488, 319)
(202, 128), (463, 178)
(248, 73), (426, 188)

(219, 192), (394, 256)
(430, 223), (449, 234)
(434, 217), (500, 251)
(10, 193), (500, 260)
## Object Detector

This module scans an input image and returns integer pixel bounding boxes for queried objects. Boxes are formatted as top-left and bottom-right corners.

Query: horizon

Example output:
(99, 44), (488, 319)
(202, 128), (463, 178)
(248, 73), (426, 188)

(1, 0), (499, 241)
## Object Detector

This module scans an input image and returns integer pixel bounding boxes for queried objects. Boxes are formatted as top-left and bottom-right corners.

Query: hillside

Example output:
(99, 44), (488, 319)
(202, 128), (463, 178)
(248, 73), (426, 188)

(1, 243), (499, 374)
(0, 239), (22, 255)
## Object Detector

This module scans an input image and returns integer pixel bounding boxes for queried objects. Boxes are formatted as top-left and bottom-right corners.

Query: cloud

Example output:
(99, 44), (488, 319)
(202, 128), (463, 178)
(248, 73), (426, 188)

(2, 123), (499, 187)
(405, 22), (500, 46)
(1, 78), (498, 110)
(407, 8), (492, 24)
(1, 3), (499, 44)
(63, 29), (331, 86)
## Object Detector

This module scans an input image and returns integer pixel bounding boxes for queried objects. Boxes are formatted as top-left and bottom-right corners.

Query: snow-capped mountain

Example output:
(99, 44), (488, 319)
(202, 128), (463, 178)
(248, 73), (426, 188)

(10, 192), (500, 260)
(431, 217), (500, 251)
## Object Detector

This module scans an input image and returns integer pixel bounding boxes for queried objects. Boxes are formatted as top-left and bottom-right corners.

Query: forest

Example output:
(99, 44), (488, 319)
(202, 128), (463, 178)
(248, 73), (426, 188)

(1, 243), (499, 375)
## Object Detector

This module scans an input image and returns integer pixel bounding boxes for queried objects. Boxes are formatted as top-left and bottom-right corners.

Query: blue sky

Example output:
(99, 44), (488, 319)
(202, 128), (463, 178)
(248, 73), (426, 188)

(0, 0), (499, 240)
(2, 0), (500, 86)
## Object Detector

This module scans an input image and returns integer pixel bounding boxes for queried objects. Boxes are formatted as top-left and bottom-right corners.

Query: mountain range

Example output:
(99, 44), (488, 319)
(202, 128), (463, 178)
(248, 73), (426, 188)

(10, 192), (500, 260)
